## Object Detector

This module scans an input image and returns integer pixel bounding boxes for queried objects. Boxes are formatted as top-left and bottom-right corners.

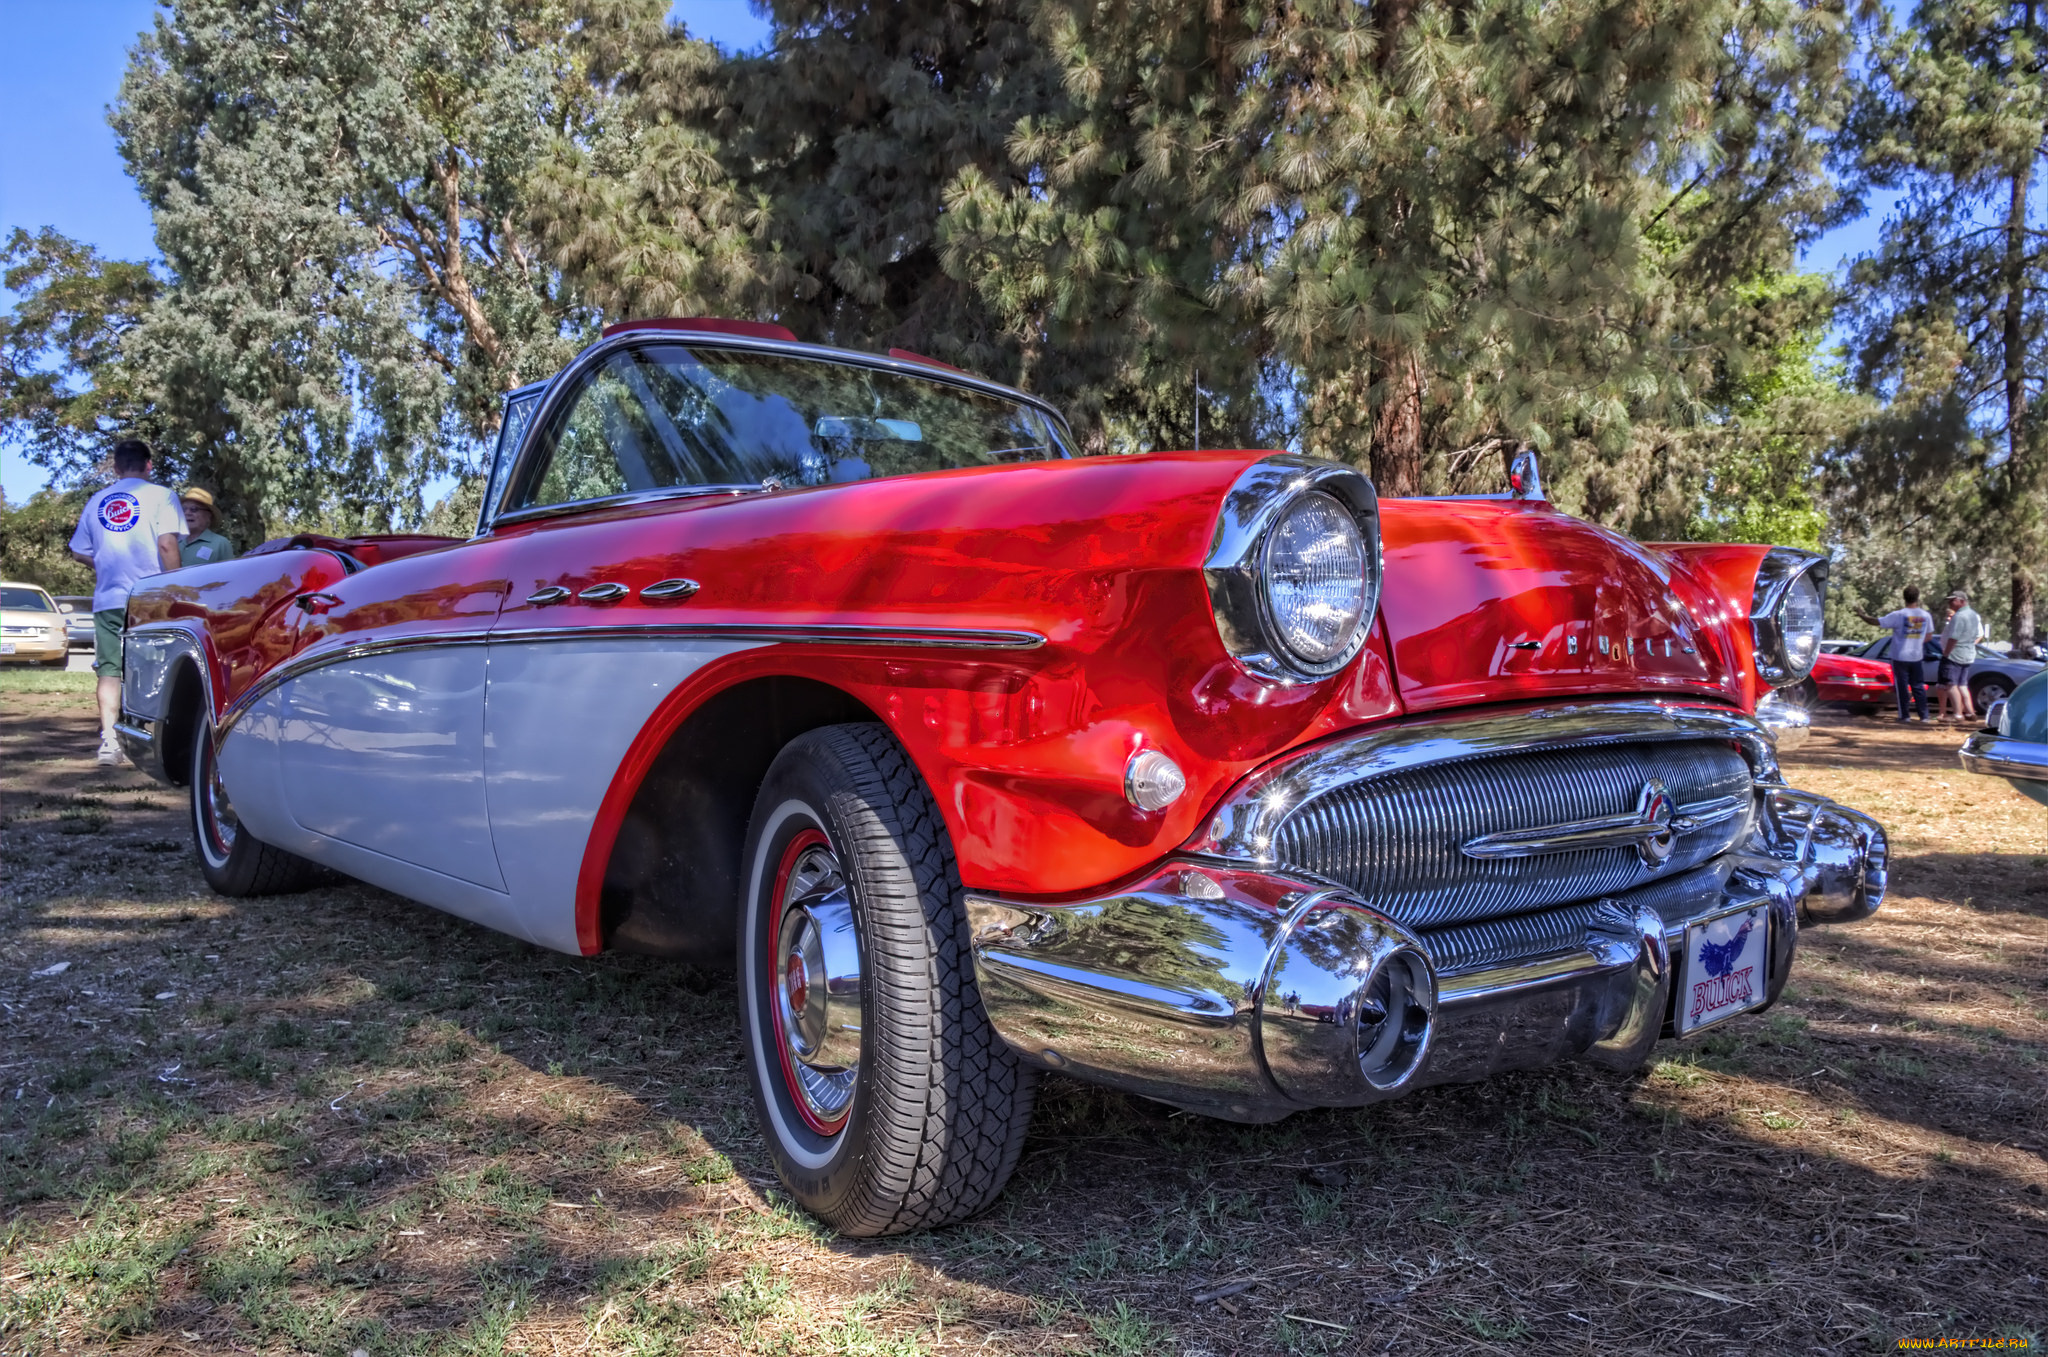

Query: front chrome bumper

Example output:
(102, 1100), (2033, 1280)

(1958, 730), (2048, 784)
(966, 788), (1885, 1123)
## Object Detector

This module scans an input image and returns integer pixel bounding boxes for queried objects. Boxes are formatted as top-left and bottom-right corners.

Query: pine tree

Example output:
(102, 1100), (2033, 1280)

(938, 0), (1853, 512)
(1839, 0), (2047, 650)
(532, 0), (1072, 382)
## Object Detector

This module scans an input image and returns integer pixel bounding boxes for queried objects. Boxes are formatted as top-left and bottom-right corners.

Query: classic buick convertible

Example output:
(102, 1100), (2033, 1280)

(116, 318), (1889, 1236)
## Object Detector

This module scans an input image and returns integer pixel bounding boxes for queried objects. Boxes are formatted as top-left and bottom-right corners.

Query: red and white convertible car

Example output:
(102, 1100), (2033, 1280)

(118, 319), (1888, 1235)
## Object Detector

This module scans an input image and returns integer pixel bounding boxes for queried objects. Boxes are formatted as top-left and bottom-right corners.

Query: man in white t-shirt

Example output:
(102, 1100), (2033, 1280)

(67, 439), (186, 765)
(1937, 590), (1984, 723)
(1856, 586), (1935, 723)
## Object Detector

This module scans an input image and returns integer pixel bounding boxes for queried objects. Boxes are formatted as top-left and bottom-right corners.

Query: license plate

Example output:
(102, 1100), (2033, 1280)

(0, 642), (13, 655)
(1677, 904), (1770, 1034)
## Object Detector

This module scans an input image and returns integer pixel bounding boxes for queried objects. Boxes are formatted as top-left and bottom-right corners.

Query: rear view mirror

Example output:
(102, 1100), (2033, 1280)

(815, 416), (922, 442)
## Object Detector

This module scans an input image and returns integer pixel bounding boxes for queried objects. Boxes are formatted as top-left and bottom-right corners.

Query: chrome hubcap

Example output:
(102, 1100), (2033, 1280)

(200, 737), (238, 857)
(771, 840), (861, 1131)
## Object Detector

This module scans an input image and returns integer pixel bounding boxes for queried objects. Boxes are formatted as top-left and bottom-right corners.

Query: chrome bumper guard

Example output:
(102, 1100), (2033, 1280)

(966, 788), (1886, 1123)
(1755, 689), (1812, 752)
(1958, 730), (2048, 784)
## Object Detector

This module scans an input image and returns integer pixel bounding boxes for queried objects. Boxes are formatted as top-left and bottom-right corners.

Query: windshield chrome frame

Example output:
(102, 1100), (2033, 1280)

(476, 331), (1078, 534)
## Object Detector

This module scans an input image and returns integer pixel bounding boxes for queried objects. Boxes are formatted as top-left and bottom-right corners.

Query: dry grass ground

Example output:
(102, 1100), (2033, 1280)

(3, 669), (2045, 1356)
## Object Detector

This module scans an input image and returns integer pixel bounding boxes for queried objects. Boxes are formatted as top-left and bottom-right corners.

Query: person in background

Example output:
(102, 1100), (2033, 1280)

(67, 438), (185, 766)
(1937, 590), (1983, 723)
(1856, 586), (1935, 723)
(179, 488), (236, 566)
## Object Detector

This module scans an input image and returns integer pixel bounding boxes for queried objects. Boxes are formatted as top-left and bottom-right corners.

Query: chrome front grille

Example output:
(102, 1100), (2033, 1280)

(1270, 740), (1754, 930)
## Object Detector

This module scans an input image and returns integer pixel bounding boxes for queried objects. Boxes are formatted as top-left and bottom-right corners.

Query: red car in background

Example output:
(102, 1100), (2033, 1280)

(111, 318), (1891, 1236)
(1798, 650), (1898, 716)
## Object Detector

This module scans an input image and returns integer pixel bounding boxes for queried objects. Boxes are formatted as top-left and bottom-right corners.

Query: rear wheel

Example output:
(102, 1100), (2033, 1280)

(190, 717), (321, 896)
(1970, 675), (2011, 710)
(738, 723), (1035, 1237)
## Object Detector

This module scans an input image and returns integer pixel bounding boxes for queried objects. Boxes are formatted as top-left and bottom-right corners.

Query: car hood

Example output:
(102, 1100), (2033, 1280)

(497, 450), (1752, 727)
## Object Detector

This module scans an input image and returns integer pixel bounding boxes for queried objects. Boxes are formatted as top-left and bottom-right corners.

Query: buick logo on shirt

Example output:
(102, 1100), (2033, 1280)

(97, 493), (142, 532)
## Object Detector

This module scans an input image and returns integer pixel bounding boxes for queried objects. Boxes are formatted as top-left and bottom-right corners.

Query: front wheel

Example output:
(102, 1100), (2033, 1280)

(738, 723), (1035, 1237)
(190, 716), (321, 896)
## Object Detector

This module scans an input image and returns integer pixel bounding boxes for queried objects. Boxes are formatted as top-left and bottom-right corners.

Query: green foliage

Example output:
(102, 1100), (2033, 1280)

(1835, 0), (2048, 646)
(1685, 275), (1859, 551)
(86, 0), (609, 540)
(0, 488), (95, 594)
(0, 229), (162, 479)
(938, 0), (1855, 518)
(1, 0), (2030, 599)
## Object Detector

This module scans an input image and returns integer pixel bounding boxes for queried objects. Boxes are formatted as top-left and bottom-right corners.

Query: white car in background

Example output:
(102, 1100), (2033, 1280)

(1, 582), (71, 667)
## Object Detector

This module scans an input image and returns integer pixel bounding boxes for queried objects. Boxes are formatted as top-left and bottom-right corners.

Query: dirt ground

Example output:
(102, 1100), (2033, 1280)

(3, 671), (2045, 1356)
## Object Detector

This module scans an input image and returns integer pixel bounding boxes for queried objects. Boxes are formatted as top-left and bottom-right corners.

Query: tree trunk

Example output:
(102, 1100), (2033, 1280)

(2001, 131), (2037, 653)
(1370, 347), (1426, 496)
(2015, 562), (2038, 656)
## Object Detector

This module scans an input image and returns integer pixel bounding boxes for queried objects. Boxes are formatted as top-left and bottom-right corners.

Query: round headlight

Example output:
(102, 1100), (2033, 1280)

(1778, 571), (1824, 676)
(1260, 491), (1368, 667)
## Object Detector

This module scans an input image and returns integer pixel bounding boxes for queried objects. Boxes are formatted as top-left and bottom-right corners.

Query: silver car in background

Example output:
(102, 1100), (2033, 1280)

(1856, 635), (2046, 710)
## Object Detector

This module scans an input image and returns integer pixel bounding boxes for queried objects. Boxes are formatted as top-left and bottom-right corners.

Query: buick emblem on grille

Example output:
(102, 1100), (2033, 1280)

(1460, 778), (1744, 868)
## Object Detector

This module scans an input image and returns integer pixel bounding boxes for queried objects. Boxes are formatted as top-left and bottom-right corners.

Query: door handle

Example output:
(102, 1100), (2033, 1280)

(295, 592), (341, 615)
(525, 586), (571, 606)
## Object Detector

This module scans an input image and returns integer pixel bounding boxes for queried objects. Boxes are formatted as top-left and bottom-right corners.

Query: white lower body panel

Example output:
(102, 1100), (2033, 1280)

(220, 688), (532, 940)
(215, 637), (759, 956)
(483, 637), (761, 954)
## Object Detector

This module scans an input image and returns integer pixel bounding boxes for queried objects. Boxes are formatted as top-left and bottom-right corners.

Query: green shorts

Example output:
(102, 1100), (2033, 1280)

(93, 609), (126, 679)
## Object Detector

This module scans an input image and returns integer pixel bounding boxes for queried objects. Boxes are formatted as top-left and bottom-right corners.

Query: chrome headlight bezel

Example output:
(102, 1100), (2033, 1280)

(1750, 547), (1828, 688)
(1204, 456), (1383, 684)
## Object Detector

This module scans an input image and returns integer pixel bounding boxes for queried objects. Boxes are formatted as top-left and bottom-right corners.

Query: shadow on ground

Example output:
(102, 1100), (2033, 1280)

(4, 682), (2045, 1355)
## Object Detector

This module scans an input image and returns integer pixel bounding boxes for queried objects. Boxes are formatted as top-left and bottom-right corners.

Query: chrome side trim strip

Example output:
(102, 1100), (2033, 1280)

(213, 620), (1047, 738)
(1958, 731), (2048, 782)
(1191, 698), (1780, 864)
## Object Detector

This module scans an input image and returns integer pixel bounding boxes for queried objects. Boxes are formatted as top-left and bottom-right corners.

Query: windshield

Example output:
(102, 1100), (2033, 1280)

(510, 345), (1073, 515)
(2, 587), (55, 612)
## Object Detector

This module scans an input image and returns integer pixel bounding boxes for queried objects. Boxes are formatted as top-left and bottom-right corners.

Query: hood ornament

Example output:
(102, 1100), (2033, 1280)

(1460, 779), (1744, 867)
(1508, 447), (1544, 501)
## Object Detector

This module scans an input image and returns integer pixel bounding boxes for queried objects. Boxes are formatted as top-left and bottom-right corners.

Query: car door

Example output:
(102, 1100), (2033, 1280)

(477, 348), (771, 954)
(273, 539), (522, 908)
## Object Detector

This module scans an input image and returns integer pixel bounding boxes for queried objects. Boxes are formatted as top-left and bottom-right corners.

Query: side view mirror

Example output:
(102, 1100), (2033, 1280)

(58, 603), (74, 613)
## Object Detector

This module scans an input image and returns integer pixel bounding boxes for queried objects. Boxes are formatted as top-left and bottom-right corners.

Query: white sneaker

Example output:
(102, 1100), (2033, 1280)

(96, 735), (123, 767)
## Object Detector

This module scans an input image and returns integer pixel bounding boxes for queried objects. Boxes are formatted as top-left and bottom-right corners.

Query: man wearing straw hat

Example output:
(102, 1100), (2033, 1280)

(178, 487), (236, 566)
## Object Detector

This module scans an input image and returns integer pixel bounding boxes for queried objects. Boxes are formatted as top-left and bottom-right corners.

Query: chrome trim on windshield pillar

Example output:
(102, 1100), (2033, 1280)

(1190, 699), (1782, 867)
(211, 621), (1048, 740)
(478, 329), (1079, 533)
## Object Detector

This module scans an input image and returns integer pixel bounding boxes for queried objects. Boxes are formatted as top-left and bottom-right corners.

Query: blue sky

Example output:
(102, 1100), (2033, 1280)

(1, 0), (1886, 504)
